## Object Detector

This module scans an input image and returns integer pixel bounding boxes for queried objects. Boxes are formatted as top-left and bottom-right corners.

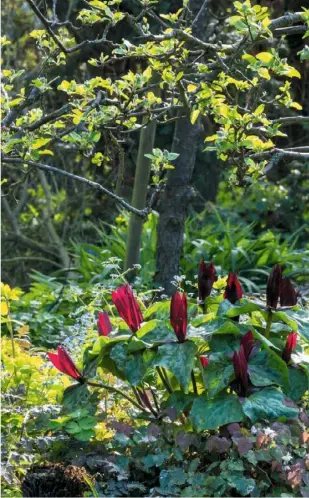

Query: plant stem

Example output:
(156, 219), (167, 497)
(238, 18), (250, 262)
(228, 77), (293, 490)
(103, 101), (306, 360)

(191, 371), (198, 395)
(86, 380), (147, 412)
(265, 310), (273, 338)
(156, 366), (172, 394)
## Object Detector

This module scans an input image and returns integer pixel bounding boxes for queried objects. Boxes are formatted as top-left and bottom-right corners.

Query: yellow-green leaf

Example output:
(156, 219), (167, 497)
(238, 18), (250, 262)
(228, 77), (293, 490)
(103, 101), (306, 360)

(38, 149), (54, 156)
(258, 67), (271, 80)
(285, 67), (301, 79)
(190, 109), (200, 124)
(256, 52), (273, 64)
(187, 84), (197, 93)
(32, 138), (51, 150)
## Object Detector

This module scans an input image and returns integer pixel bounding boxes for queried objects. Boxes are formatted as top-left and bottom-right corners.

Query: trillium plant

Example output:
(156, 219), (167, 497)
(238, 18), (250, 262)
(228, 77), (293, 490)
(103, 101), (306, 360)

(48, 264), (308, 434)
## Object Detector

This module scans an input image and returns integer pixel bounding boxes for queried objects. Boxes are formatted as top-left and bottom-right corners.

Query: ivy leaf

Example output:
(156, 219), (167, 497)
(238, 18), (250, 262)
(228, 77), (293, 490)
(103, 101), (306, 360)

(190, 394), (244, 431)
(152, 341), (198, 392)
(242, 388), (299, 423)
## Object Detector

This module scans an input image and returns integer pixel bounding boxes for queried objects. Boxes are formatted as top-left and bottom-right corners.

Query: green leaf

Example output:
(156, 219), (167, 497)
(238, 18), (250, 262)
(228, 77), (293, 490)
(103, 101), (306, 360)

(190, 394), (244, 431)
(242, 388), (299, 423)
(65, 421), (82, 434)
(271, 311), (298, 331)
(249, 348), (289, 390)
(32, 138), (51, 149)
(152, 341), (198, 392)
(202, 352), (234, 396)
(203, 318), (241, 337)
(74, 429), (95, 441)
(62, 384), (92, 411)
(284, 367), (308, 402)
(110, 343), (155, 385)
(163, 391), (194, 417)
(78, 416), (97, 430)
(226, 300), (261, 318)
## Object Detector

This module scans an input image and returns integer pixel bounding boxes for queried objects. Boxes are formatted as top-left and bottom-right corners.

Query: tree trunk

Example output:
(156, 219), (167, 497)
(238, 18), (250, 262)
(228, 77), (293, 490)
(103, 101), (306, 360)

(124, 119), (157, 273)
(155, 118), (201, 295)
(154, 0), (209, 295)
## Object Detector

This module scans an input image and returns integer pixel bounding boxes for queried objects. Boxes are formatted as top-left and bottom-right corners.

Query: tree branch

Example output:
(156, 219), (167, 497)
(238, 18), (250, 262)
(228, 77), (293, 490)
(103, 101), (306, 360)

(2, 156), (150, 218)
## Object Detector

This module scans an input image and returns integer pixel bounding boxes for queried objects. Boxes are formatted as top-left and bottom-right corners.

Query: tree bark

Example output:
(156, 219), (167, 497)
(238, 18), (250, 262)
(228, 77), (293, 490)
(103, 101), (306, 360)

(155, 118), (201, 295)
(154, 0), (208, 295)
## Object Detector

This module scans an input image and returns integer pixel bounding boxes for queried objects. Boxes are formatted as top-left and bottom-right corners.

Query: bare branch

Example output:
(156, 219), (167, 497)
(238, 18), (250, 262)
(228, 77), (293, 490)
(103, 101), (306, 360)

(272, 116), (309, 126)
(2, 156), (150, 218)
(26, 0), (68, 54)
(251, 148), (309, 160)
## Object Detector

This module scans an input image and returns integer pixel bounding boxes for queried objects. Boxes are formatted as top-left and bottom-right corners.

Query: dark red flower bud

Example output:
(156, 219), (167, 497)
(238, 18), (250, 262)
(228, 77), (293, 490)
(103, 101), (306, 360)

(111, 285), (143, 333)
(280, 278), (297, 307)
(233, 345), (249, 397)
(266, 264), (282, 309)
(241, 331), (254, 360)
(47, 346), (82, 381)
(282, 332), (297, 363)
(170, 292), (187, 343)
(97, 311), (112, 336)
(224, 272), (243, 304)
(198, 260), (216, 301)
(200, 356), (209, 368)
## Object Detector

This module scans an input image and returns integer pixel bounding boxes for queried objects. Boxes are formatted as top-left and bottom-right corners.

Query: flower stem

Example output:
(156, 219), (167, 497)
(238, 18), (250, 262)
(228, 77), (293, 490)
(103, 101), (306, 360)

(86, 380), (147, 412)
(191, 371), (198, 395)
(265, 310), (273, 338)
(156, 366), (172, 394)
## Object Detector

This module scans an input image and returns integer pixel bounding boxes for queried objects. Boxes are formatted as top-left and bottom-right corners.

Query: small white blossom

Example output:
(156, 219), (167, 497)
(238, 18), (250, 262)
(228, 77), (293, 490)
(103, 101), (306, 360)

(133, 264), (141, 269)
(264, 428), (275, 437)
(282, 453), (293, 464)
(251, 426), (258, 434)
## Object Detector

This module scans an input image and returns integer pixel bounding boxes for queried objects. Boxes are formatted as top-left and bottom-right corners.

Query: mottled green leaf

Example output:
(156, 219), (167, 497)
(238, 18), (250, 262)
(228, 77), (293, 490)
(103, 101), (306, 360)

(152, 341), (198, 392)
(110, 343), (155, 385)
(284, 367), (308, 402)
(242, 388), (299, 423)
(190, 394), (244, 431)
(249, 348), (289, 389)
(202, 352), (234, 396)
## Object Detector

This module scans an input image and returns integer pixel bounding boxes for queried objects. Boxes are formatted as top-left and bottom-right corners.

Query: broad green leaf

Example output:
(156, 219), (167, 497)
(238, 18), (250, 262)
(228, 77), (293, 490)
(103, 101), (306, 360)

(225, 300), (261, 318)
(242, 388), (299, 423)
(202, 352), (234, 396)
(152, 341), (198, 392)
(249, 349), (289, 390)
(286, 309), (309, 343)
(271, 311), (298, 331)
(284, 367), (308, 402)
(110, 343), (155, 385)
(163, 391), (194, 417)
(202, 318), (241, 337)
(65, 421), (82, 434)
(74, 429), (95, 441)
(190, 394), (244, 431)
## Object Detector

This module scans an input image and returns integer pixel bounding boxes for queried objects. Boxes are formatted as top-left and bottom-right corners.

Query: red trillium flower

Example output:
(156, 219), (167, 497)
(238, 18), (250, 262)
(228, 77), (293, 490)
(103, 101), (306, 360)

(111, 284), (143, 333)
(170, 292), (187, 343)
(241, 331), (254, 361)
(233, 345), (249, 397)
(97, 311), (112, 336)
(198, 260), (216, 301)
(47, 346), (82, 381)
(266, 264), (282, 309)
(200, 356), (209, 368)
(280, 278), (297, 307)
(224, 272), (243, 304)
(282, 332), (297, 363)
